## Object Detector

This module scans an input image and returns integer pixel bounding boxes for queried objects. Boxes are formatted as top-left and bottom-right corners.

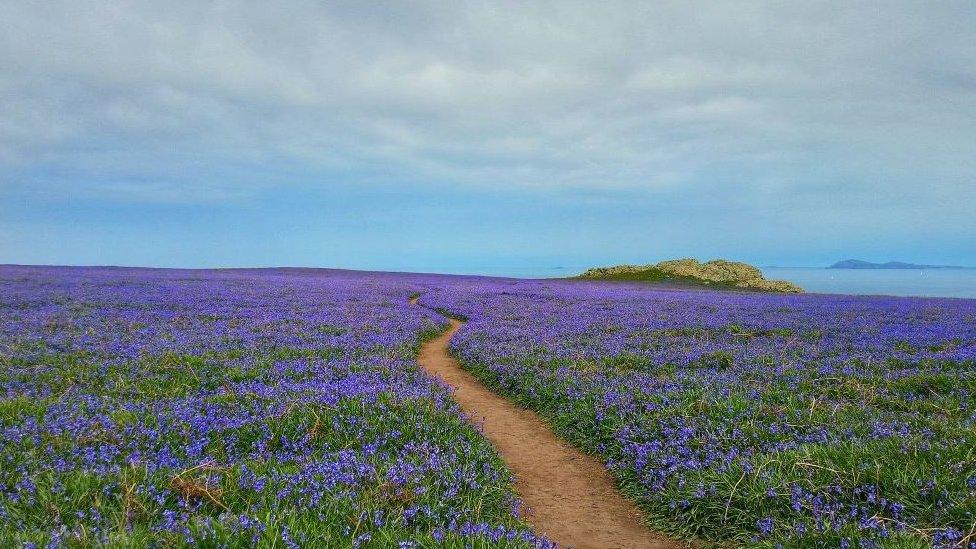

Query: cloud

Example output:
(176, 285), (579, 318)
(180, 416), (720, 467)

(0, 0), (973, 212)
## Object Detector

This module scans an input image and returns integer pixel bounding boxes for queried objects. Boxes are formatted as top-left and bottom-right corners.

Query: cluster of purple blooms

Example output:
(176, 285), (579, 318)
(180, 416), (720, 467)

(421, 279), (976, 547)
(3, 265), (974, 547)
(0, 266), (549, 547)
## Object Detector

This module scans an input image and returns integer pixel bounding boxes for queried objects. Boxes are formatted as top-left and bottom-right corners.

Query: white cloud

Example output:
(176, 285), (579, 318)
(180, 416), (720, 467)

(0, 0), (973, 208)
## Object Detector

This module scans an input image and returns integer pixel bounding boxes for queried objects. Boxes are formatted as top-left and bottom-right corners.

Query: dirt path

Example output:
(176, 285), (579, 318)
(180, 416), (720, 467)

(415, 303), (680, 548)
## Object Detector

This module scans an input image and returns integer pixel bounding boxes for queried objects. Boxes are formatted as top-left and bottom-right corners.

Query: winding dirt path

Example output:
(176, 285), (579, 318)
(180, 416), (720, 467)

(414, 300), (680, 548)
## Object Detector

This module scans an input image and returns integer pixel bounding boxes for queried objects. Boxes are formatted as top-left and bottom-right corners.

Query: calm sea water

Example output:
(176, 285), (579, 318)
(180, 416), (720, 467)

(764, 268), (976, 299)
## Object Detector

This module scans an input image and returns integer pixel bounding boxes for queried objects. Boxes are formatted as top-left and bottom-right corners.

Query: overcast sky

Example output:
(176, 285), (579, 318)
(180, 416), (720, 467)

(2, 1), (974, 274)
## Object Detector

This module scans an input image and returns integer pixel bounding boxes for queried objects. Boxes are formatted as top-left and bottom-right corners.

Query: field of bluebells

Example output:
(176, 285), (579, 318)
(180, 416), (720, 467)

(3, 266), (975, 548)
(0, 266), (546, 547)
(421, 280), (976, 547)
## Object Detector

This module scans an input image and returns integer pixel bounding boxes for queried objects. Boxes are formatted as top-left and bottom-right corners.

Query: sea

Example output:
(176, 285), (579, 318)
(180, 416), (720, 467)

(763, 267), (976, 299)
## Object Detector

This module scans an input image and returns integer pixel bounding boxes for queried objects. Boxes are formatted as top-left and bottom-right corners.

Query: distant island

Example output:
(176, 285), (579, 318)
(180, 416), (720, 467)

(829, 259), (972, 270)
(578, 258), (804, 293)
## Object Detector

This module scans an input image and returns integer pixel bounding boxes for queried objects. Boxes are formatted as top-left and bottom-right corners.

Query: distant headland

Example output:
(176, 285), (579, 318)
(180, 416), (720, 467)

(578, 258), (804, 293)
(829, 259), (973, 270)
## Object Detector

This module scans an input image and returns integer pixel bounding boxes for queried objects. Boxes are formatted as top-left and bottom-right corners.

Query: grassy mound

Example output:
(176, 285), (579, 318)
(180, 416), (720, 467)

(578, 258), (804, 293)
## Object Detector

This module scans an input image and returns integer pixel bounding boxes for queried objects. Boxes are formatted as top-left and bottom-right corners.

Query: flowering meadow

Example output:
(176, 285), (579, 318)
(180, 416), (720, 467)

(3, 266), (975, 547)
(422, 280), (976, 547)
(0, 266), (545, 547)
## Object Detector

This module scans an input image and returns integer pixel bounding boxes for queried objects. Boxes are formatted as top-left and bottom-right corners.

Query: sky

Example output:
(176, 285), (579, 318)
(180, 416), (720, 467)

(2, 1), (975, 276)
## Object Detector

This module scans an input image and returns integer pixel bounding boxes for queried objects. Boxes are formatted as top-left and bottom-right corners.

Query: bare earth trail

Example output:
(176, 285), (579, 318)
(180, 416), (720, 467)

(412, 297), (680, 548)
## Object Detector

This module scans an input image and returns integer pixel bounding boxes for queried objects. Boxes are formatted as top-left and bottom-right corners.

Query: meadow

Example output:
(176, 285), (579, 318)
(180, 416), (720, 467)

(423, 280), (976, 547)
(1, 266), (974, 547)
(0, 267), (545, 547)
